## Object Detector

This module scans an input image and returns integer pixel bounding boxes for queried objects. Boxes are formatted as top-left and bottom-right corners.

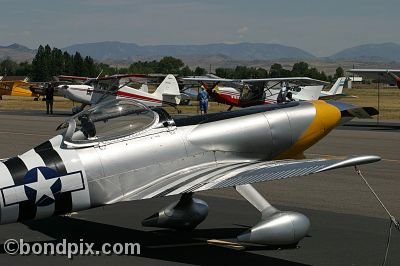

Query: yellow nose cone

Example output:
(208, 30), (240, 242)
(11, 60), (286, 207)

(275, 100), (341, 159)
(312, 100), (341, 134)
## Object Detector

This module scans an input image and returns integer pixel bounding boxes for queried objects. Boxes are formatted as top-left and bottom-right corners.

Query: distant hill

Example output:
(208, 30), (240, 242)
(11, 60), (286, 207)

(3, 41), (400, 73)
(63, 41), (316, 61)
(330, 42), (400, 61)
(0, 43), (35, 62)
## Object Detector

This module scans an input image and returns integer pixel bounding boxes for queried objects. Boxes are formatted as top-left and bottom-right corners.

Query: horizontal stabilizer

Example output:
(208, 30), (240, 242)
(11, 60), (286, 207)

(327, 100), (378, 119)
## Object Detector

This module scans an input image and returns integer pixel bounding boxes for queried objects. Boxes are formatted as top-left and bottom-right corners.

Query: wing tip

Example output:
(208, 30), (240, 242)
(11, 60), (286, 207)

(317, 155), (381, 173)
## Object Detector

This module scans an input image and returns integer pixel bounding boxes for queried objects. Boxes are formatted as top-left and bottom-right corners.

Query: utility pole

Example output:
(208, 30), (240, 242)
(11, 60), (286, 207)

(377, 79), (380, 125)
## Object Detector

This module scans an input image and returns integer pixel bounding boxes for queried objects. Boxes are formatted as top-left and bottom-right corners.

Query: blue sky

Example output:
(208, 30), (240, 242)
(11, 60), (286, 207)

(1, 0), (399, 56)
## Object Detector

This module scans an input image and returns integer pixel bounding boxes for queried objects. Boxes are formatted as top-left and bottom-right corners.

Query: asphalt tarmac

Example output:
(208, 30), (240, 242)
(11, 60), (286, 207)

(0, 109), (399, 265)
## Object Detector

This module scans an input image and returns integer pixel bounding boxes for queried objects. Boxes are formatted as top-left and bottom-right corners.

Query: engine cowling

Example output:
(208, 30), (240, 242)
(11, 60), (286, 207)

(237, 211), (310, 246)
(142, 193), (208, 230)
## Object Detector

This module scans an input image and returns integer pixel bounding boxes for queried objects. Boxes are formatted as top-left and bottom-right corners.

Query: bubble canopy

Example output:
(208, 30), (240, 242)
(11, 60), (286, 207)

(60, 99), (158, 146)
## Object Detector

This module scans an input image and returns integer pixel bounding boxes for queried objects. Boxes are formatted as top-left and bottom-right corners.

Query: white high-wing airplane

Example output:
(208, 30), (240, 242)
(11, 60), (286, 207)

(58, 74), (181, 113)
(348, 69), (400, 89)
(319, 77), (350, 99)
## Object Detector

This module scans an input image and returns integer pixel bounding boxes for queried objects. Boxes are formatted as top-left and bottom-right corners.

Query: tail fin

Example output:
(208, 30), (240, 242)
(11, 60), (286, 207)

(153, 74), (180, 97)
(139, 84), (148, 93)
(327, 77), (346, 95)
(153, 74), (181, 105)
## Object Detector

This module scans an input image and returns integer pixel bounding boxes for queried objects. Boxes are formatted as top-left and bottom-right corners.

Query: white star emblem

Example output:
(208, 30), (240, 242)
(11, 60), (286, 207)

(26, 169), (58, 204)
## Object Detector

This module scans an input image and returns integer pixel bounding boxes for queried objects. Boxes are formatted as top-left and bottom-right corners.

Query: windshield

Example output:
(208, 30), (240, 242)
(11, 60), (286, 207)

(62, 99), (157, 145)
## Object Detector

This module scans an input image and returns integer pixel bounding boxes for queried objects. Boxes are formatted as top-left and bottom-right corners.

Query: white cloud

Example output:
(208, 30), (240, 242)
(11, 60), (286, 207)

(237, 26), (248, 34)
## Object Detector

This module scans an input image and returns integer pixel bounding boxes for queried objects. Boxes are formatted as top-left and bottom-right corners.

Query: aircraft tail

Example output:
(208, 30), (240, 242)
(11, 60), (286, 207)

(327, 77), (346, 95)
(153, 74), (181, 105)
(294, 85), (323, 101)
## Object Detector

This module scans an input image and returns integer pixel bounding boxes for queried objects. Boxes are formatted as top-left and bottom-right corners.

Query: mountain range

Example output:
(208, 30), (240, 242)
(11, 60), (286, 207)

(329, 42), (400, 62)
(63, 42), (316, 61)
(2, 41), (400, 63)
(0, 43), (35, 62)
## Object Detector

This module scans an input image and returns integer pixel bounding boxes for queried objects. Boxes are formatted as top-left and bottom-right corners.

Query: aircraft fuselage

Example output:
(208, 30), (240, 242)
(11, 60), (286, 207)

(0, 100), (341, 224)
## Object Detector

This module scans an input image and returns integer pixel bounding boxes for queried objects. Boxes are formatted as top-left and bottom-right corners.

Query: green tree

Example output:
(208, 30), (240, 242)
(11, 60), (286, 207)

(194, 66), (207, 76)
(63, 51), (74, 75)
(334, 67), (344, 79)
(157, 56), (184, 74)
(73, 52), (84, 76)
(83, 56), (96, 77)
(292, 61), (309, 76)
(16, 61), (32, 76)
(180, 65), (193, 76)
(254, 67), (268, 78)
(270, 63), (291, 77)
(31, 45), (50, 81)
(0, 58), (18, 75)
(51, 48), (64, 76)
(215, 68), (235, 78)
(128, 60), (158, 74)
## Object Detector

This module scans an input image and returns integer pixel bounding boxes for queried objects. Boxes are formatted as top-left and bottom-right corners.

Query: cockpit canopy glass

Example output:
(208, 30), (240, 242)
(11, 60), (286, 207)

(61, 99), (157, 145)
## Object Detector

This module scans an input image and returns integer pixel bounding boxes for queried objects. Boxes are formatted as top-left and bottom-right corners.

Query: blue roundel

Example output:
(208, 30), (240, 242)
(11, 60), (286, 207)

(23, 167), (62, 207)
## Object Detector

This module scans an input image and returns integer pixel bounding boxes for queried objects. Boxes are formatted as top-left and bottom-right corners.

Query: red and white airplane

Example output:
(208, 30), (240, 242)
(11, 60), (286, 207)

(57, 74), (181, 113)
(182, 76), (329, 109)
(348, 69), (400, 89)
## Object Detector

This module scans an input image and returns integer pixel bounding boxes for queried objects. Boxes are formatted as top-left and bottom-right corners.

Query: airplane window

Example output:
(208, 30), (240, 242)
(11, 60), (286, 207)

(63, 99), (157, 144)
(292, 87), (302, 92)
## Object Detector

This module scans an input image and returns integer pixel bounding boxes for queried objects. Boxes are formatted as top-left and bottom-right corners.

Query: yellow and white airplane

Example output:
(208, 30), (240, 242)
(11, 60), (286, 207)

(0, 77), (40, 100)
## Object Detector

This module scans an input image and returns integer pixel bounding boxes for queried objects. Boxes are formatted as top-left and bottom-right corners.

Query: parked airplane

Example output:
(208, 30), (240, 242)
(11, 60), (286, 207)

(182, 77), (329, 109)
(60, 74), (181, 113)
(29, 81), (73, 99)
(29, 73), (104, 101)
(319, 77), (348, 99)
(0, 98), (379, 246)
(0, 79), (40, 100)
(348, 69), (400, 88)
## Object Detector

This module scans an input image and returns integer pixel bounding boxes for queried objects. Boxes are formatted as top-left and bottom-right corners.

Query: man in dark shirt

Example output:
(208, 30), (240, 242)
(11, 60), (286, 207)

(45, 83), (54, 114)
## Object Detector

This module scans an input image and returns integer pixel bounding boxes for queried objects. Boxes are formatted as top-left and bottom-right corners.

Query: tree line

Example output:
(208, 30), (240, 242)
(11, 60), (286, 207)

(0, 44), (344, 82)
(216, 62), (344, 82)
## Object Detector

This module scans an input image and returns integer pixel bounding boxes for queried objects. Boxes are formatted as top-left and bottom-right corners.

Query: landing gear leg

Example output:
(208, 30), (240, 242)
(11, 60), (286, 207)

(235, 184), (310, 246)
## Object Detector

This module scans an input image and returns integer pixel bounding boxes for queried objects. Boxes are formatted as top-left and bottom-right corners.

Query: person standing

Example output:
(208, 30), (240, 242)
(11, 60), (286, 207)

(45, 83), (54, 114)
(198, 85), (209, 115)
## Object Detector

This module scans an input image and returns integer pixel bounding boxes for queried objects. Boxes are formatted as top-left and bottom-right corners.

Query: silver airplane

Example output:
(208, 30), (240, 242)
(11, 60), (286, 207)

(0, 99), (380, 246)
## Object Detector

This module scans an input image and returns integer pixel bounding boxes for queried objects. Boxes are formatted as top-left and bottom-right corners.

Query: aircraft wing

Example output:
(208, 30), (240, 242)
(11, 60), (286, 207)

(57, 75), (89, 83)
(181, 77), (234, 82)
(181, 77), (329, 86)
(240, 77), (330, 86)
(97, 74), (148, 80)
(348, 69), (400, 83)
(117, 155), (380, 202)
